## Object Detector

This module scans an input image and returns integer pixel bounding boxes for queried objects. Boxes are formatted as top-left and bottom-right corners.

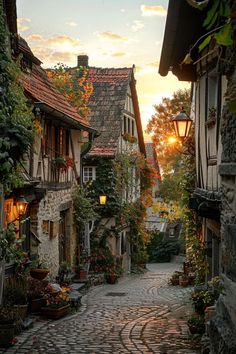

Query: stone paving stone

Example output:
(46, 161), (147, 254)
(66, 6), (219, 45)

(0, 263), (201, 354)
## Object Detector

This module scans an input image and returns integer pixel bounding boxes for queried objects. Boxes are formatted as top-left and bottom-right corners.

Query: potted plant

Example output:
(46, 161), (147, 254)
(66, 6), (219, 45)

(30, 258), (49, 280)
(0, 306), (19, 348)
(27, 278), (48, 313)
(105, 266), (119, 284)
(41, 286), (70, 319)
(170, 271), (182, 286)
(187, 315), (205, 334)
(179, 273), (189, 287)
(3, 279), (28, 320)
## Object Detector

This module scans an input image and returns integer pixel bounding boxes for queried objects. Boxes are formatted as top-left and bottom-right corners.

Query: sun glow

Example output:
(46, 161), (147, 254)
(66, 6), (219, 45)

(168, 136), (177, 144)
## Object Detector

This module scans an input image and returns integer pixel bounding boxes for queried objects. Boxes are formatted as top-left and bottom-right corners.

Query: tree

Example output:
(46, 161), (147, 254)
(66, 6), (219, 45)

(146, 89), (191, 171)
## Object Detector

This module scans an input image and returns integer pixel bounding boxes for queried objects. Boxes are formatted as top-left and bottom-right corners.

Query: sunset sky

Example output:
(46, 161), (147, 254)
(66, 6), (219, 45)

(16, 0), (190, 139)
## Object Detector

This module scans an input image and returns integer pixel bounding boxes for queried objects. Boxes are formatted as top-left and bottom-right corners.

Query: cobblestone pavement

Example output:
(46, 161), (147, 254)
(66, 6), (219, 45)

(1, 263), (201, 354)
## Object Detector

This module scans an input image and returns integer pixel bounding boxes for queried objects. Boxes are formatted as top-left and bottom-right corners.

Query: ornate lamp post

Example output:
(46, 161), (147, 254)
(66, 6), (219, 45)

(172, 108), (193, 139)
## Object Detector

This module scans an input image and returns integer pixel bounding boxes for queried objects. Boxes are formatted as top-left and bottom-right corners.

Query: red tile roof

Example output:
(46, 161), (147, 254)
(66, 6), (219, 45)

(19, 38), (91, 130)
(88, 67), (132, 84)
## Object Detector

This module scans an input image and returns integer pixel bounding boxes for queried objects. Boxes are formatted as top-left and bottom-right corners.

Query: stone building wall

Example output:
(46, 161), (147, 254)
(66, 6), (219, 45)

(37, 188), (75, 277)
(209, 3), (236, 351)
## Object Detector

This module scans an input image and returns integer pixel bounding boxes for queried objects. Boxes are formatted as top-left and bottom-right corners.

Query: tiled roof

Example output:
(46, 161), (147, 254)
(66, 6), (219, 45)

(81, 67), (133, 157)
(19, 38), (91, 130)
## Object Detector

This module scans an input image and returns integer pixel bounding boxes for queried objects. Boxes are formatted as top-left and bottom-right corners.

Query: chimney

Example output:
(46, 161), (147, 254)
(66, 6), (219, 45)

(77, 55), (89, 68)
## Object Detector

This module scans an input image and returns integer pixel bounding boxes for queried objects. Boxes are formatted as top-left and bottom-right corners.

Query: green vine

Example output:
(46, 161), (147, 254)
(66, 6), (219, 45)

(199, 0), (233, 51)
(0, 3), (34, 192)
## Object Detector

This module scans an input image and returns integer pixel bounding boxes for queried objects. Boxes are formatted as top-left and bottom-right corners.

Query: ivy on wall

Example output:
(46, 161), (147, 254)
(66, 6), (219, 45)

(0, 3), (34, 192)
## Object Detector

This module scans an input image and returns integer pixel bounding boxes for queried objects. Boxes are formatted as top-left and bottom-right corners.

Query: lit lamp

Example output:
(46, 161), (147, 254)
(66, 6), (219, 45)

(16, 196), (28, 217)
(172, 108), (193, 139)
(99, 195), (107, 205)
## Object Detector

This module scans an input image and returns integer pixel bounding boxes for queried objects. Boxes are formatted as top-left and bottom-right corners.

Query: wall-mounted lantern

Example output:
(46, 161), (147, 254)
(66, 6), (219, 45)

(99, 195), (107, 205)
(15, 196), (28, 217)
(172, 109), (193, 139)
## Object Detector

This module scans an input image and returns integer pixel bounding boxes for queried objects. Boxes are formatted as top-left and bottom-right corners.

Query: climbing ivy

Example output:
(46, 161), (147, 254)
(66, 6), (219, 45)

(0, 2), (34, 192)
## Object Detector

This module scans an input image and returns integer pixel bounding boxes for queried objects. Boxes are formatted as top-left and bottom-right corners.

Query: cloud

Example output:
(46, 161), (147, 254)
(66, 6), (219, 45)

(135, 61), (159, 76)
(111, 52), (126, 57)
(66, 21), (78, 27)
(141, 5), (167, 17)
(50, 51), (75, 62)
(17, 18), (31, 32)
(97, 31), (128, 42)
(47, 35), (80, 47)
(26, 34), (44, 42)
(131, 20), (144, 32)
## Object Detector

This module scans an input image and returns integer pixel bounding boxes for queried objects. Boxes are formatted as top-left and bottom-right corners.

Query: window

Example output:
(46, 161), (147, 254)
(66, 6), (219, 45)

(83, 166), (96, 182)
(131, 120), (134, 136)
(43, 122), (70, 158)
(123, 116), (127, 134)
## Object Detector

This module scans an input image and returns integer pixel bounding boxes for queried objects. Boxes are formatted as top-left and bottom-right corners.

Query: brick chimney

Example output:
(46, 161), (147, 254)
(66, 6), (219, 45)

(77, 55), (89, 67)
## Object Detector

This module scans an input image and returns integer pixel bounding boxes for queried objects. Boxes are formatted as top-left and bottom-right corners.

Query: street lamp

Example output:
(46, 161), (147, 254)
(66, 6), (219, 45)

(99, 195), (107, 205)
(172, 109), (193, 139)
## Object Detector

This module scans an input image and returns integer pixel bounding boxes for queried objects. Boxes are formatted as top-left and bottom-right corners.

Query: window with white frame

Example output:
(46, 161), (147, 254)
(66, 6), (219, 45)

(83, 166), (96, 182)
(123, 115), (136, 136)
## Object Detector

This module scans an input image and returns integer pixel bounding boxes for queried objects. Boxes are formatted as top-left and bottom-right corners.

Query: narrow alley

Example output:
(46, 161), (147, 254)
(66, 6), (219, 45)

(1, 263), (200, 354)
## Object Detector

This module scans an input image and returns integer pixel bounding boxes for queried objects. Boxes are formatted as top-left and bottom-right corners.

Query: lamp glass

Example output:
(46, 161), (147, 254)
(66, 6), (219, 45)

(172, 110), (193, 138)
(99, 195), (107, 205)
(16, 196), (28, 216)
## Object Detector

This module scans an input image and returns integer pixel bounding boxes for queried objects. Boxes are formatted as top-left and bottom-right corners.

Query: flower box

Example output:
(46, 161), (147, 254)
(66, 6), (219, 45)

(41, 304), (70, 320)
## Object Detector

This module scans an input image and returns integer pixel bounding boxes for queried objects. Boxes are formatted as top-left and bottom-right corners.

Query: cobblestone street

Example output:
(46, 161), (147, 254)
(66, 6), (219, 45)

(1, 263), (201, 354)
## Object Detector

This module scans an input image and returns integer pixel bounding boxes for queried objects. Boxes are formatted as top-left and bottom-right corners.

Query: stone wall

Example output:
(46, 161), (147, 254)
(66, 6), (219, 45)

(209, 5), (236, 350)
(37, 188), (75, 277)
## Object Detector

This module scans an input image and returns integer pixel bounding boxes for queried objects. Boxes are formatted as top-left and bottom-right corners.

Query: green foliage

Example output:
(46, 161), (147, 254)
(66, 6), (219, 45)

(0, 3), (34, 191)
(73, 184), (98, 229)
(147, 231), (180, 262)
(0, 223), (26, 264)
(197, 0), (233, 52)
(91, 158), (122, 218)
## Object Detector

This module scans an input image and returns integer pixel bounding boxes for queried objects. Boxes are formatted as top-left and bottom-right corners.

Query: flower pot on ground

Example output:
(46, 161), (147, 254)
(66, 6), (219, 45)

(187, 315), (205, 335)
(27, 278), (49, 313)
(106, 273), (118, 284)
(41, 304), (70, 320)
(0, 323), (16, 348)
(0, 307), (19, 348)
(3, 279), (28, 320)
(179, 274), (189, 287)
(79, 268), (87, 280)
(41, 287), (70, 320)
(170, 271), (182, 286)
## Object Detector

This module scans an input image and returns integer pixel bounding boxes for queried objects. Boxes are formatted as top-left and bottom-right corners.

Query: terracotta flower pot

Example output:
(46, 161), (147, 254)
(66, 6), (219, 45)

(106, 274), (118, 284)
(41, 304), (70, 320)
(170, 278), (179, 286)
(179, 279), (189, 287)
(30, 269), (49, 280)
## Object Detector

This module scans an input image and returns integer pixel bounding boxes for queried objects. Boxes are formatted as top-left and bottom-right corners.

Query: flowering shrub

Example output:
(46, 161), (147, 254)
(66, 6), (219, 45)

(45, 287), (70, 309)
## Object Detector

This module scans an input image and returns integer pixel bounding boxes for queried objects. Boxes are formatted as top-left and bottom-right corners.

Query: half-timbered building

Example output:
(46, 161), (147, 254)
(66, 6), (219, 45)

(159, 0), (236, 352)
